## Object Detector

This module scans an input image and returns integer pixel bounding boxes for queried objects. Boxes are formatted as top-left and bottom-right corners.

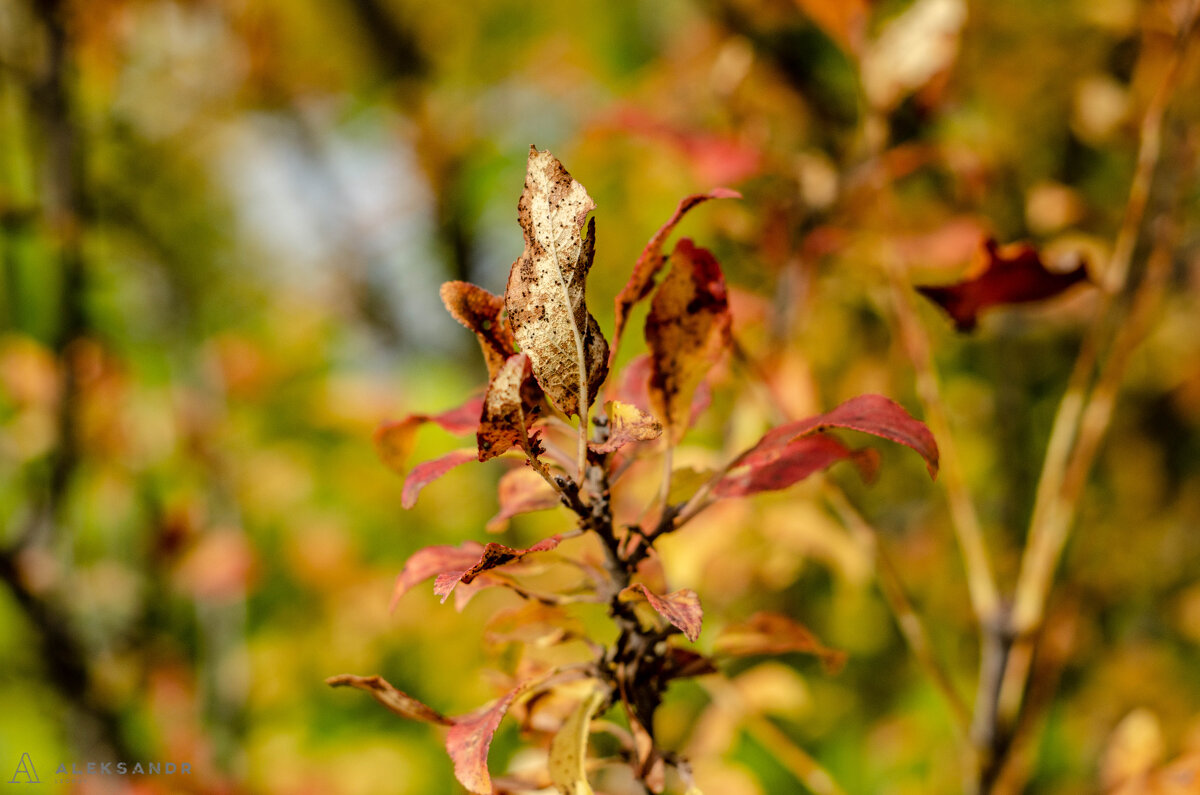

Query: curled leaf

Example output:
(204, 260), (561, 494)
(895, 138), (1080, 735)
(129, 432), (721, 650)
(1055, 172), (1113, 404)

(590, 400), (663, 454)
(714, 612), (846, 672)
(390, 541), (486, 611)
(434, 535), (564, 603)
(374, 397), (484, 475)
(916, 238), (1091, 332)
(401, 448), (478, 509)
(611, 188), (740, 362)
(446, 686), (524, 794)
(440, 281), (516, 379)
(743, 394), (938, 478)
(505, 146), (609, 417)
(325, 674), (452, 725)
(486, 465), (562, 532)
(477, 353), (543, 462)
(620, 583), (703, 642)
(645, 239), (731, 442)
(549, 686), (606, 795)
(713, 435), (880, 498)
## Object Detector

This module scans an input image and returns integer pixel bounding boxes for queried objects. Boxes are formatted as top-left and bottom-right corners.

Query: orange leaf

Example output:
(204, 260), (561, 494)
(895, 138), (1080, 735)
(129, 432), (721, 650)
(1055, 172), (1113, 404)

(620, 583), (703, 642)
(440, 281), (516, 379)
(916, 238), (1091, 331)
(325, 674), (453, 725)
(714, 612), (846, 672)
(645, 239), (731, 443)
(374, 397), (483, 476)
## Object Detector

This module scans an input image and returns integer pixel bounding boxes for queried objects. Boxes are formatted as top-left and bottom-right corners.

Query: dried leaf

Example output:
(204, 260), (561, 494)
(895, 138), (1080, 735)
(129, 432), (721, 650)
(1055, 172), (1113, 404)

(401, 448), (478, 509)
(591, 400), (663, 454)
(713, 435), (880, 498)
(743, 394), (938, 478)
(441, 281), (516, 379)
(645, 239), (731, 442)
(325, 674), (452, 725)
(505, 147), (609, 418)
(486, 466), (562, 532)
(549, 686), (606, 795)
(389, 541), (486, 611)
(477, 353), (542, 462)
(611, 188), (740, 362)
(916, 238), (1091, 331)
(661, 647), (719, 681)
(714, 612), (846, 672)
(446, 686), (524, 794)
(374, 397), (484, 475)
(620, 583), (703, 642)
(434, 535), (564, 602)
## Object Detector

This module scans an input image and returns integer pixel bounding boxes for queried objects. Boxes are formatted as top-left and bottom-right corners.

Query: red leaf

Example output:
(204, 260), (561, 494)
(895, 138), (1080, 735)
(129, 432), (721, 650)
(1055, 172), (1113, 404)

(446, 685), (524, 794)
(746, 394), (938, 478)
(713, 435), (879, 498)
(590, 400), (663, 454)
(325, 674), (453, 725)
(374, 397), (484, 476)
(645, 239), (732, 442)
(620, 583), (703, 642)
(440, 281), (517, 380)
(434, 535), (564, 603)
(389, 541), (486, 611)
(486, 466), (561, 532)
(611, 188), (740, 363)
(916, 238), (1091, 331)
(714, 612), (846, 672)
(401, 448), (478, 509)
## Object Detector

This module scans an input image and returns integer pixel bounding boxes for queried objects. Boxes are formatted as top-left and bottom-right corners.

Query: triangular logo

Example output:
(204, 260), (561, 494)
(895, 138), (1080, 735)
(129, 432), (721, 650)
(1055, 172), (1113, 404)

(9, 752), (40, 783)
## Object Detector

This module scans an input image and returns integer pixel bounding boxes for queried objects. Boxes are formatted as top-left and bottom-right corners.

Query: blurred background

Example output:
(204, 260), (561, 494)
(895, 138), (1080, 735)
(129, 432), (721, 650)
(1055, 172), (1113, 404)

(1, 0), (1198, 792)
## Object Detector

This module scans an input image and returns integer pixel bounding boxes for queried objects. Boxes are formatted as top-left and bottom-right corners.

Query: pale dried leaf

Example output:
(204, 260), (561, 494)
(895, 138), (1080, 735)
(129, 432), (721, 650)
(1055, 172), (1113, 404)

(477, 353), (540, 462)
(505, 147), (609, 417)
(590, 400), (663, 454)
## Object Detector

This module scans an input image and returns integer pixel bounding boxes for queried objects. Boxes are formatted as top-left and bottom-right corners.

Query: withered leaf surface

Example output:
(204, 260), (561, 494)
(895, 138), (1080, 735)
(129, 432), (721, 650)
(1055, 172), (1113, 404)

(590, 400), (663, 454)
(325, 674), (453, 725)
(645, 239), (731, 442)
(434, 535), (564, 603)
(714, 611), (846, 672)
(916, 238), (1091, 331)
(743, 394), (938, 478)
(714, 435), (879, 498)
(620, 583), (703, 642)
(505, 147), (608, 418)
(446, 685), (524, 794)
(611, 188), (740, 363)
(486, 465), (562, 532)
(401, 448), (477, 509)
(440, 281), (517, 379)
(477, 353), (541, 463)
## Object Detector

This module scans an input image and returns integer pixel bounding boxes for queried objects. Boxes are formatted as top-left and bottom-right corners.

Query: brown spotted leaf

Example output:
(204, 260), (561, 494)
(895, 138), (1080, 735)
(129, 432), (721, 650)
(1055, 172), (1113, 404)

(645, 239), (731, 442)
(389, 541), (486, 611)
(916, 238), (1091, 332)
(713, 435), (879, 498)
(446, 685), (524, 794)
(611, 188), (740, 363)
(374, 397), (484, 476)
(434, 535), (564, 603)
(486, 465), (561, 532)
(477, 353), (542, 463)
(743, 394), (938, 478)
(590, 400), (663, 454)
(401, 448), (477, 509)
(620, 583), (703, 642)
(440, 281), (516, 379)
(714, 612), (846, 672)
(325, 674), (452, 725)
(505, 147), (609, 418)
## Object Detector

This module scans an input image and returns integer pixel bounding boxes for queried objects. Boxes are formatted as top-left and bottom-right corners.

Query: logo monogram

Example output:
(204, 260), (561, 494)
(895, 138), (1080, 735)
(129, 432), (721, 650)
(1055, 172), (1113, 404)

(9, 752), (40, 784)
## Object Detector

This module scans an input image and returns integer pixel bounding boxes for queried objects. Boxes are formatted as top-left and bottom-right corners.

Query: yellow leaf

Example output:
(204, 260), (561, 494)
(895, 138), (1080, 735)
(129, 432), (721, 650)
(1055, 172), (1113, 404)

(549, 685), (606, 795)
